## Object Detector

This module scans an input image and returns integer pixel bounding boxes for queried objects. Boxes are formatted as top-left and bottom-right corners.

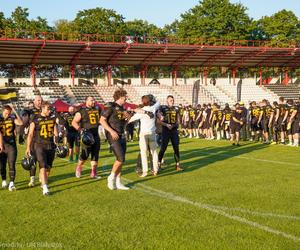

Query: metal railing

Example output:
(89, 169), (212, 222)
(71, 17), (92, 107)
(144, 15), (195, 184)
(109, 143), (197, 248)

(0, 29), (299, 48)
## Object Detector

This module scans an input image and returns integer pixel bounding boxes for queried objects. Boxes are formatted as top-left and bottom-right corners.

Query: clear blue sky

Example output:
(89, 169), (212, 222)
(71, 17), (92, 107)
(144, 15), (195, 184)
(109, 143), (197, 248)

(1, 0), (300, 27)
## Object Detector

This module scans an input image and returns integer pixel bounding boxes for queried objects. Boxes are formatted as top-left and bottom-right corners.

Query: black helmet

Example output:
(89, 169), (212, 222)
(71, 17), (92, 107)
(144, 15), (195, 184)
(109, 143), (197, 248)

(21, 155), (35, 171)
(56, 145), (68, 158)
(81, 130), (95, 146)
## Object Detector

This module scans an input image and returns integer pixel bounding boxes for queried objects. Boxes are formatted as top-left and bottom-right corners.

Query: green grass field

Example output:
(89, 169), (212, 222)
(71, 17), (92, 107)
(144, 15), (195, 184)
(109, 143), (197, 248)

(0, 139), (299, 249)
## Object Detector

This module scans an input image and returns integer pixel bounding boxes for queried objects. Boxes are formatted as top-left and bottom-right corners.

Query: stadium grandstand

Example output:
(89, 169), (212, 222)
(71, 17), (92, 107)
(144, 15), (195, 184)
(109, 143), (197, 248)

(0, 30), (299, 109)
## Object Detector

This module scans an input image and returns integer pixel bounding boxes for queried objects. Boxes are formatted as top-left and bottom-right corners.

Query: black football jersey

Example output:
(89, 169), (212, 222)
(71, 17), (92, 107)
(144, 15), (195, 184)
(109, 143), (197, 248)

(159, 105), (180, 129)
(287, 105), (297, 118)
(29, 107), (42, 123)
(78, 107), (101, 135)
(101, 102), (127, 135)
(223, 109), (232, 121)
(279, 104), (287, 118)
(231, 111), (242, 123)
(63, 112), (77, 134)
(0, 115), (16, 144)
(217, 110), (223, 122)
(188, 108), (196, 120)
(33, 114), (57, 145)
(262, 105), (273, 119)
(250, 107), (261, 119)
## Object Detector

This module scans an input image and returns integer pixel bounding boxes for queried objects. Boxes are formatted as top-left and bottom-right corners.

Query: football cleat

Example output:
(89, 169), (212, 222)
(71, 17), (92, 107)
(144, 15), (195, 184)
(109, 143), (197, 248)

(75, 165), (82, 178)
(116, 178), (129, 190)
(8, 182), (16, 191)
(107, 174), (116, 190)
(2, 180), (7, 189)
(28, 176), (36, 187)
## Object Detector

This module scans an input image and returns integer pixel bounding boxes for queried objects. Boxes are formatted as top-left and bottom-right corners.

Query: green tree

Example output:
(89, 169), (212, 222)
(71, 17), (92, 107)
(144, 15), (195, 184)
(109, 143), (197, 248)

(73, 7), (125, 34)
(176, 0), (252, 41)
(30, 16), (51, 32)
(54, 19), (76, 34)
(255, 10), (300, 43)
(124, 19), (164, 37)
(163, 20), (179, 36)
(0, 11), (6, 30)
(9, 6), (30, 30)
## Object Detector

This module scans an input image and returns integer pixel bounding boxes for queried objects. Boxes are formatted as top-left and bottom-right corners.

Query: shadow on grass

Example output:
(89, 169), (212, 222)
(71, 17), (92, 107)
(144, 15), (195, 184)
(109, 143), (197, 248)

(125, 141), (268, 187)
(20, 140), (268, 194)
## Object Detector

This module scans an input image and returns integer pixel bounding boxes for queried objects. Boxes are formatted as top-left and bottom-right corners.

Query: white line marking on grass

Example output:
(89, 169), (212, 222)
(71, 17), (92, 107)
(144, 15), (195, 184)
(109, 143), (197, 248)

(202, 204), (300, 221)
(58, 156), (300, 241)
(123, 179), (300, 242)
(59, 158), (300, 221)
(189, 149), (300, 167)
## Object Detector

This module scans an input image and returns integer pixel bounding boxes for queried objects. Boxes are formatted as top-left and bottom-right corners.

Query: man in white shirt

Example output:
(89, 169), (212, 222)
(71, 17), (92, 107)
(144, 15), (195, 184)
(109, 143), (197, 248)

(128, 95), (160, 177)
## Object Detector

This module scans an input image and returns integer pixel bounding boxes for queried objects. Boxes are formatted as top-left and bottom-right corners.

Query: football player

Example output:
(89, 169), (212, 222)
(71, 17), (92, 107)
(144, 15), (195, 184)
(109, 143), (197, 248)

(21, 95), (43, 187)
(100, 89), (132, 190)
(62, 106), (80, 162)
(26, 101), (58, 196)
(72, 96), (101, 179)
(157, 95), (183, 171)
(0, 105), (23, 191)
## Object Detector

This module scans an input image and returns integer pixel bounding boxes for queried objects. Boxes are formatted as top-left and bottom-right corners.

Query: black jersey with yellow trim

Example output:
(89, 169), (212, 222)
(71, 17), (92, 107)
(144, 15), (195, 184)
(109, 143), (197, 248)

(28, 107), (42, 123)
(78, 106), (101, 135)
(0, 114), (17, 144)
(262, 105), (273, 119)
(223, 109), (232, 122)
(287, 105), (297, 118)
(250, 107), (261, 119)
(32, 113), (57, 145)
(62, 112), (77, 134)
(188, 107), (196, 120)
(159, 105), (180, 129)
(217, 110), (223, 122)
(101, 102), (127, 135)
(278, 104), (287, 117)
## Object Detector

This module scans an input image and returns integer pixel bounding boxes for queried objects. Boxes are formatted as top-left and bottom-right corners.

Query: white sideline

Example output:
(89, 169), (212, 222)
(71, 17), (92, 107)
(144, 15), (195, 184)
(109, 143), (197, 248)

(58, 155), (300, 242)
(123, 179), (300, 242)
(203, 205), (300, 221)
(188, 149), (300, 167)
(60, 157), (300, 221)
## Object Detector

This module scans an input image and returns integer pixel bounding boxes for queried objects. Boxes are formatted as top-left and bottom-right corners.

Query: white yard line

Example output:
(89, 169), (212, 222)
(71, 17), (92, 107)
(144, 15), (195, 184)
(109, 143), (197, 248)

(38, 150), (300, 242)
(184, 149), (300, 167)
(123, 179), (300, 242)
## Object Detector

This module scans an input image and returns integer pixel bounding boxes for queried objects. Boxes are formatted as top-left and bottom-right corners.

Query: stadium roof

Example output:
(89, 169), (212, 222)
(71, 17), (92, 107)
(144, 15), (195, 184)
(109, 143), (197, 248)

(0, 30), (300, 68)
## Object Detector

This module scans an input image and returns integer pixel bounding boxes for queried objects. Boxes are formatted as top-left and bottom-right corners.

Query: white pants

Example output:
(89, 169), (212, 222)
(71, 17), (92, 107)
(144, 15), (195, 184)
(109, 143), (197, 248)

(139, 133), (158, 173)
